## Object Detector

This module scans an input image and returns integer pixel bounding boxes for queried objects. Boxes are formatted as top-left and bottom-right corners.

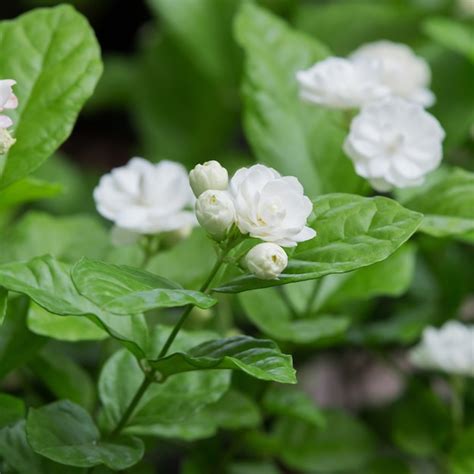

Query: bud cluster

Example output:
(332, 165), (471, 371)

(189, 160), (316, 280)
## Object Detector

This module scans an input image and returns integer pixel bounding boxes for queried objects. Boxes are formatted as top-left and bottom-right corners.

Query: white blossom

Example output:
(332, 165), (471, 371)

(410, 321), (474, 377)
(296, 57), (389, 110)
(189, 160), (228, 197)
(0, 128), (16, 154)
(343, 97), (445, 191)
(230, 164), (315, 247)
(94, 158), (196, 235)
(245, 243), (288, 280)
(0, 79), (18, 129)
(351, 41), (435, 107)
(195, 189), (235, 240)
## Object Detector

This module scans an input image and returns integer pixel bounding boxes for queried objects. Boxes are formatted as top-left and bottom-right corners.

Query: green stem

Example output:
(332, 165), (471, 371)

(108, 250), (228, 439)
(304, 279), (322, 316)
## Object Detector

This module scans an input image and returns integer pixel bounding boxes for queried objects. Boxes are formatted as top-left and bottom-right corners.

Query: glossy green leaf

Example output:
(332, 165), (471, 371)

(219, 194), (422, 292)
(0, 212), (110, 264)
(149, 335), (296, 384)
(26, 400), (144, 469)
(0, 394), (25, 428)
(262, 385), (324, 428)
(72, 258), (217, 314)
(424, 17), (474, 63)
(449, 426), (474, 474)
(0, 297), (46, 379)
(235, 3), (364, 197)
(404, 168), (474, 238)
(392, 387), (450, 456)
(29, 349), (95, 411)
(274, 411), (376, 472)
(99, 327), (230, 434)
(0, 256), (148, 359)
(0, 178), (62, 210)
(27, 302), (107, 342)
(0, 5), (102, 188)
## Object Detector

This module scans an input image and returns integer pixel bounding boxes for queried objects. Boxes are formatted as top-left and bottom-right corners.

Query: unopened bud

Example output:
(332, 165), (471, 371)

(244, 243), (288, 280)
(189, 160), (228, 197)
(195, 190), (235, 240)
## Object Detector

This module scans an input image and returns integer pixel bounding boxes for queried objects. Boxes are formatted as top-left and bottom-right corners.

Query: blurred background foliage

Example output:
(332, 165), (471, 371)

(0, 1), (473, 473)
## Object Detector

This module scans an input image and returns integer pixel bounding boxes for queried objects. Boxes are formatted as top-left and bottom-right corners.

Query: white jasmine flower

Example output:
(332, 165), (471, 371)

(94, 158), (196, 235)
(0, 79), (18, 128)
(351, 41), (435, 107)
(230, 164), (315, 247)
(0, 128), (16, 154)
(410, 321), (474, 377)
(343, 97), (445, 191)
(195, 190), (235, 240)
(245, 243), (288, 280)
(296, 57), (389, 110)
(189, 160), (228, 197)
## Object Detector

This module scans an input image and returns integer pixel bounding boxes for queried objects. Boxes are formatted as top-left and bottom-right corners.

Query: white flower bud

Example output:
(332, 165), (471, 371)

(189, 160), (229, 197)
(245, 243), (288, 280)
(0, 128), (15, 155)
(195, 190), (235, 240)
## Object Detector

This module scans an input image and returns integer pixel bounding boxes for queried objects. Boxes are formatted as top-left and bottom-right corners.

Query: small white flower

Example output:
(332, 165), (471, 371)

(195, 190), (235, 240)
(94, 158), (196, 235)
(351, 41), (435, 107)
(0, 79), (18, 129)
(245, 243), (288, 280)
(344, 97), (445, 191)
(229, 164), (315, 247)
(410, 321), (474, 377)
(0, 128), (16, 154)
(296, 57), (389, 110)
(189, 160), (229, 197)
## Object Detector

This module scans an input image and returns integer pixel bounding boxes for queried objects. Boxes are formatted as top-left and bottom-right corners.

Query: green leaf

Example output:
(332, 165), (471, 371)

(218, 194), (422, 292)
(0, 394), (25, 428)
(0, 421), (48, 474)
(148, 0), (241, 83)
(228, 462), (280, 474)
(262, 385), (325, 428)
(423, 17), (474, 63)
(27, 302), (107, 342)
(449, 426), (474, 474)
(274, 411), (376, 472)
(294, 1), (423, 55)
(0, 212), (110, 264)
(26, 400), (144, 469)
(72, 258), (217, 314)
(235, 3), (364, 197)
(391, 386), (451, 456)
(29, 349), (95, 411)
(149, 335), (296, 384)
(99, 327), (231, 434)
(240, 287), (349, 344)
(311, 244), (416, 312)
(0, 178), (62, 210)
(140, 389), (261, 441)
(148, 228), (215, 288)
(0, 5), (102, 188)
(404, 168), (474, 238)
(0, 296), (46, 379)
(0, 255), (148, 359)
